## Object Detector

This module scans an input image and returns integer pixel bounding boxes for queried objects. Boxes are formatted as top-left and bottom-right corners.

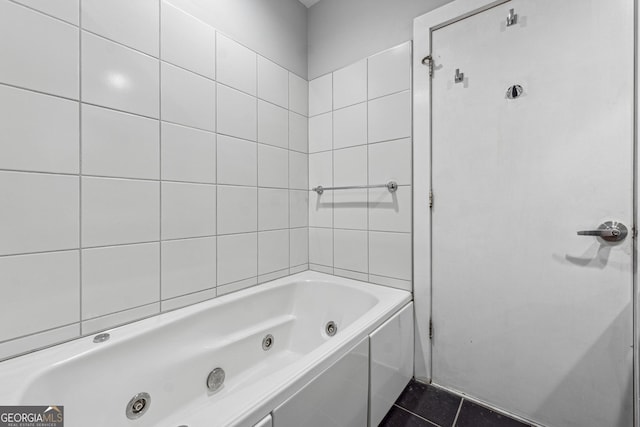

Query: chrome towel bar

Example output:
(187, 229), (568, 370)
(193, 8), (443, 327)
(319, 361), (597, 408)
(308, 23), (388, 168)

(312, 181), (398, 195)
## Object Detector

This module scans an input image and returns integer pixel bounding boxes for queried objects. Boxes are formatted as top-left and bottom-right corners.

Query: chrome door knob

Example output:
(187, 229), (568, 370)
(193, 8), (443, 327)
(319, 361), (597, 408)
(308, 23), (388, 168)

(577, 221), (628, 242)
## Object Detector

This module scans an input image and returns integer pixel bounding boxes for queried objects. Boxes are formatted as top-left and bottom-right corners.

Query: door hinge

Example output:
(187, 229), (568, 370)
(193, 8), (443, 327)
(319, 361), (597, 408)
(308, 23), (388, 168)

(429, 319), (434, 340)
(429, 190), (434, 208)
(422, 55), (434, 77)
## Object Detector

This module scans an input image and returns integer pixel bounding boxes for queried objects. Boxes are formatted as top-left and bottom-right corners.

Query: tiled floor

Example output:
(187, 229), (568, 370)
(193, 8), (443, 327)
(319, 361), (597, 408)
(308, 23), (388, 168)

(380, 379), (534, 427)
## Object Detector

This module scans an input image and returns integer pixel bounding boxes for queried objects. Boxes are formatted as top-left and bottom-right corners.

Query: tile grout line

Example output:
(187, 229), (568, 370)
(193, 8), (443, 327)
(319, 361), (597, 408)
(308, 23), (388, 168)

(393, 404), (442, 427)
(451, 398), (464, 427)
(306, 76), (310, 270)
(215, 31), (219, 297)
(331, 72), (335, 274)
(307, 87), (410, 119)
(158, 0), (163, 309)
(78, 0), (84, 336)
(366, 56), (370, 282)
(8, 0), (78, 27)
(255, 53), (259, 283)
(0, 322), (81, 346)
(287, 68), (291, 276)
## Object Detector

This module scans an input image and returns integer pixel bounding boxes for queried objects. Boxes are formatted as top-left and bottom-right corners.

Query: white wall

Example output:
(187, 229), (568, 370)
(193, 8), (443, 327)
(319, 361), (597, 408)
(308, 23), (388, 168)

(166, 0), (308, 78)
(307, 0), (452, 78)
(0, 0), (309, 360)
(308, 42), (413, 291)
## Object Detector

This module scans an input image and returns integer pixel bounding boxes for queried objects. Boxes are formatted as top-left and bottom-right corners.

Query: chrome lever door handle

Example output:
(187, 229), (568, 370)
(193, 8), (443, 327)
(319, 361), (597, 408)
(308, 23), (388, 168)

(577, 229), (620, 237)
(577, 221), (628, 242)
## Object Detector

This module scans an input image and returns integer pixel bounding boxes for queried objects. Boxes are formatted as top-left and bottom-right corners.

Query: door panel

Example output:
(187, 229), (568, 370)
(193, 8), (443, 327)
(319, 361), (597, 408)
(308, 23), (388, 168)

(430, 2), (634, 427)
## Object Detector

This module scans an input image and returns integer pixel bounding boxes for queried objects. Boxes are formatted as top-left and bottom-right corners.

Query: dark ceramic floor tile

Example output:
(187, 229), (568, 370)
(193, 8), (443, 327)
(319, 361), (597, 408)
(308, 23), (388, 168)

(455, 400), (530, 427)
(379, 405), (438, 427)
(395, 380), (461, 427)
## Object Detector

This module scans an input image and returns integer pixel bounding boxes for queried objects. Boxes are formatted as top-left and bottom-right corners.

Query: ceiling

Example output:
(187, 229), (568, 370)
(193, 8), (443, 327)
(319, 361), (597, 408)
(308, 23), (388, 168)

(298, 0), (322, 8)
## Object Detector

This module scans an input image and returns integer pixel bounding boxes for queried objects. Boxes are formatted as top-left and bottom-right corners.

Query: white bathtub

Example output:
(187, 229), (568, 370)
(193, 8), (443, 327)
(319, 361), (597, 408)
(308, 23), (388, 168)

(0, 271), (411, 427)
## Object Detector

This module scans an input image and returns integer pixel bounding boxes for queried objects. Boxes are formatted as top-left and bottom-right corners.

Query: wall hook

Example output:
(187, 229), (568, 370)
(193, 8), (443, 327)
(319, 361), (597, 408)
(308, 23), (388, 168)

(506, 84), (523, 99)
(506, 8), (518, 27)
(454, 68), (464, 83)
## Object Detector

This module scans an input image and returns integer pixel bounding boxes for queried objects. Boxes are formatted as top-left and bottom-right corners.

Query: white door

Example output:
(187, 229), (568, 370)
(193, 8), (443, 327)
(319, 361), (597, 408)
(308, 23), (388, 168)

(430, 2), (634, 427)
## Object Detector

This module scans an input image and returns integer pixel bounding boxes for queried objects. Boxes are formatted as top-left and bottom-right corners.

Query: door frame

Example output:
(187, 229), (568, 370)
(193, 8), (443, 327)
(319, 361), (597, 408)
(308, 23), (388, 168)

(411, 1), (639, 425)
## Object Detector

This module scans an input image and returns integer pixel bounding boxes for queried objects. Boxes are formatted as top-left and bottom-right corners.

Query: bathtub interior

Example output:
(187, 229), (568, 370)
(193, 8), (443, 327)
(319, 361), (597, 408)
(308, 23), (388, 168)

(11, 275), (390, 427)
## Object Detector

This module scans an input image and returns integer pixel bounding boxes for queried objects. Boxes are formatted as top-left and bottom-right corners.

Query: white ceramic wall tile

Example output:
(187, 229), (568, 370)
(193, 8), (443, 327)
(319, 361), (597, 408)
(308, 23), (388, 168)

(368, 42), (411, 100)
(0, 2), (78, 98)
(309, 151), (332, 188)
(259, 268), (290, 284)
(82, 243), (159, 319)
(258, 230), (289, 275)
(369, 186), (411, 233)
(333, 229), (368, 273)
(309, 227), (333, 267)
(333, 102), (367, 150)
(290, 263), (308, 274)
(309, 191), (333, 228)
(82, 303), (159, 334)
(333, 189), (367, 230)
(368, 274), (411, 292)
(334, 268), (368, 282)
(258, 145), (288, 188)
(13, 0), (79, 25)
(257, 100), (288, 149)
(217, 233), (257, 285)
(0, 251), (79, 342)
(289, 112), (308, 153)
(82, 104), (159, 179)
(0, 172), (79, 256)
(82, 177), (159, 247)
(0, 4), (318, 357)
(308, 74), (332, 116)
(82, 32), (158, 117)
(82, 0), (159, 57)
(290, 190), (309, 228)
(289, 151), (309, 190)
(216, 135), (257, 186)
(161, 182), (216, 239)
(217, 84), (257, 141)
(161, 237), (216, 299)
(368, 138), (411, 185)
(368, 91), (411, 143)
(161, 288), (216, 312)
(161, 123), (216, 183)
(216, 34), (256, 95)
(258, 188), (288, 231)
(369, 231), (411, 280)
(161, 2), (215, 78)
(0, 85), (78, 174)
(333, 59), (367, 109)
(0, 324), (79, 362)
(217, 185), (258, 234)
(161, 62), (216, 131)
(217, 276), (257, 296)
(257, 56), (288, 108)
(289, 73), (308, 116)
(309, 112), (332, 153)
(309, 263), (333, 275)
(334, 146), (367, 186)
